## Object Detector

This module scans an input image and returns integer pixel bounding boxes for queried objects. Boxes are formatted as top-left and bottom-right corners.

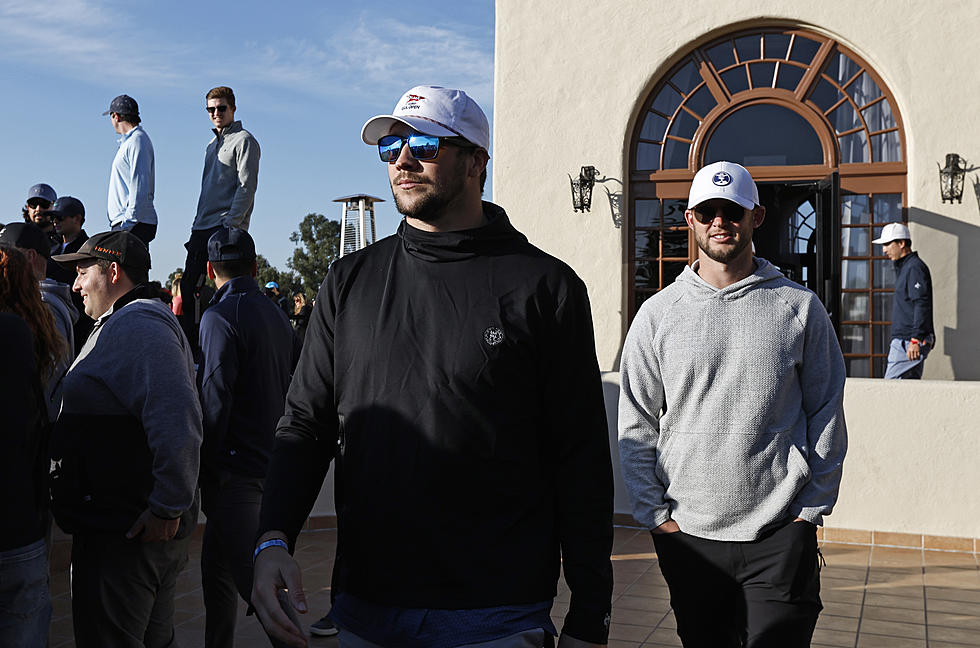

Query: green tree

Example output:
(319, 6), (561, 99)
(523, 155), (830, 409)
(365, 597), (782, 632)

(288, 212), (340, 296)
(256, 254), (301, 297)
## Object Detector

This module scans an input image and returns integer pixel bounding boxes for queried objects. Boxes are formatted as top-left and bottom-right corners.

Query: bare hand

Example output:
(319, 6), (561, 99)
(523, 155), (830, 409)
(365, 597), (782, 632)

(651, 520), (681, 534)
(907, 341), (921, 361)
(251, 538), (308, 648)
(558, 633), (606, 648)
(126, 509), (180, 542)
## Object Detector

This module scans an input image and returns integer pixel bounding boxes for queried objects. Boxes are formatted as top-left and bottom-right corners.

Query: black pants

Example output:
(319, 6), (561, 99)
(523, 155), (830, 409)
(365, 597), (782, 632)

(179, 226), (222, 351)
(201, 473), (287, 648)
(652, 520), (822, 648)
(111, 223), (157, 249)
(70, 532), (191, 648)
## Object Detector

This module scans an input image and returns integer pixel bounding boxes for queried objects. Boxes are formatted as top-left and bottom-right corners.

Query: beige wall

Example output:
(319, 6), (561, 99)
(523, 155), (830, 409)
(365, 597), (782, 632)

(600, 373), (980, 540)
(493, 0), (980, 379)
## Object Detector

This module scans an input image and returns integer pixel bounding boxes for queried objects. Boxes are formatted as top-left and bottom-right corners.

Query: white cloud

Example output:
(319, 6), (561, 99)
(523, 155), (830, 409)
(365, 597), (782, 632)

(0, 0), (186, 85)
(240, 17), (494, 107)
(0, 3), (493, 105)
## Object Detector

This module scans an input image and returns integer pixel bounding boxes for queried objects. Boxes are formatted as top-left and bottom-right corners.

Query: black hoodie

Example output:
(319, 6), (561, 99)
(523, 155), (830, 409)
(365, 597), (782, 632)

(259, 202), (613, 643)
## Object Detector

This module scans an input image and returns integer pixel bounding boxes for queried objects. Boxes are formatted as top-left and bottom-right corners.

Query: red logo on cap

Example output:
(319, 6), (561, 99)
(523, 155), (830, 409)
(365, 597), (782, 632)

(406, 94), (425, 103)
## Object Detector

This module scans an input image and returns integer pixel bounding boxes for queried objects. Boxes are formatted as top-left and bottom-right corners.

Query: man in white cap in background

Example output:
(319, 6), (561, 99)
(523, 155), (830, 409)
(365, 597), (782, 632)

(251, 85), (614, 648)
(619, 161), (847, 647)
(872, 223), (934, 379)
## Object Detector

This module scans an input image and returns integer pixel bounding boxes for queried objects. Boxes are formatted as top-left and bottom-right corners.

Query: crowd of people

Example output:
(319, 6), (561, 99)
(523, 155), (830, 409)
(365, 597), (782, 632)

(0, 79), (931, 648)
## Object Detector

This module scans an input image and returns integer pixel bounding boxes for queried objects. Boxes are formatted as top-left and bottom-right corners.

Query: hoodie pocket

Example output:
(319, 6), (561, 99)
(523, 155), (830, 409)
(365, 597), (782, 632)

(788, 444), (812, 482)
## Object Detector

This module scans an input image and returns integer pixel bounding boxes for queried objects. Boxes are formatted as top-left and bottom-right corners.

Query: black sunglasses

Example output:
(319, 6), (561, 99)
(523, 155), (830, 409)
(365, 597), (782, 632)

(377, 134), (474, 163)
(692, 201), (749, 224)
(27, 198), (52, 209)
(206, 105), (230, 114)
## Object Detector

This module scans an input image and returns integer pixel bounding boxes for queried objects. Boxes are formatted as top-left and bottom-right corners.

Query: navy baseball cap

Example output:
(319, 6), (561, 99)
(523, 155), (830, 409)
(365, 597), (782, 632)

(48, 196), (85, 219)
(0, 223), (51, 258)
(208, 227), (256, 262)
(27, 183), (57, 204)
(52, 230), (150, 270)
(103, 94), (139, 116)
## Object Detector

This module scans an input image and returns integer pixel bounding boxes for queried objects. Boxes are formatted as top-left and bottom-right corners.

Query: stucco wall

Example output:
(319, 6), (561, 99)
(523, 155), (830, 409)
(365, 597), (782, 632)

(493, 0), (980, 379)
(601, 373), (980, 540)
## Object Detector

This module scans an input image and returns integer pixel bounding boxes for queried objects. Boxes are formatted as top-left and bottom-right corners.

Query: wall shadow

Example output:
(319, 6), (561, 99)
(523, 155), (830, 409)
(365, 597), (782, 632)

(908, 207), (980, 380)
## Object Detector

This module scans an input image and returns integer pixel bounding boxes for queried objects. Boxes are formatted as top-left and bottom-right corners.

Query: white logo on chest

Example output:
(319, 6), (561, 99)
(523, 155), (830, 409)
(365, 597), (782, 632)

(483, 327), (505, 346)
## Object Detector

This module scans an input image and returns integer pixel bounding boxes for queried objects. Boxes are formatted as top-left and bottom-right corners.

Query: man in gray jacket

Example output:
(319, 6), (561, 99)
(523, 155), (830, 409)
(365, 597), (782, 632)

(51, 231), (202, 647)
(181, 85), (260, 350)
(618, 161), (847, 648)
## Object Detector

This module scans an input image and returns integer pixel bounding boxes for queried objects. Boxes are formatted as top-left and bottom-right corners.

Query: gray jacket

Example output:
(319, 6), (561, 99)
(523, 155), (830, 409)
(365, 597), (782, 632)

(193, 120), (260, 231)
(40, 278), (77, 421)
(618, 259), (847, 541)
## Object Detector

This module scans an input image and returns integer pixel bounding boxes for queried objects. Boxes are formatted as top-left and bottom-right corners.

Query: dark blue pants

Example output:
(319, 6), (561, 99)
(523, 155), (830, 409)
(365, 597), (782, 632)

(652, 520), (822, 648)
(201, 472), (287, 648)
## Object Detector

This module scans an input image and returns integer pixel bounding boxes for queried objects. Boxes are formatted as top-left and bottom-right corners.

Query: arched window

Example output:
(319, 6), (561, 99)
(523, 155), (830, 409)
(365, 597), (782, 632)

(629, 27), (907, 377)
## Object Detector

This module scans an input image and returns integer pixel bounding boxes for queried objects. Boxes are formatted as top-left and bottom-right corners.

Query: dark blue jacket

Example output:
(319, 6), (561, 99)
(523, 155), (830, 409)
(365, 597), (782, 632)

(890, 251), (933, 341)
(197, 275), (300, 481)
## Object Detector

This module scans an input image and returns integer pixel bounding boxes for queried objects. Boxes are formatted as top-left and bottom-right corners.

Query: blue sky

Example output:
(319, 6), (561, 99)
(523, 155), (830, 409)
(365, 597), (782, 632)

(0, 0), (495, 282)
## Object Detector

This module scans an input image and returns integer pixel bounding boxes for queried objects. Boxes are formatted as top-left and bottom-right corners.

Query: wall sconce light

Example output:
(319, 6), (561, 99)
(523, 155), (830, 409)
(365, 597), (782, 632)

(938, 153), (967, 203)
(569, 166), (599, 212)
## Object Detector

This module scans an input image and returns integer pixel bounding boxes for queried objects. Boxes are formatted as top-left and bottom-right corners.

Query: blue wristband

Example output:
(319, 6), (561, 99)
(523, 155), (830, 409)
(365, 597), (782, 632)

(253, 538), (288, 562)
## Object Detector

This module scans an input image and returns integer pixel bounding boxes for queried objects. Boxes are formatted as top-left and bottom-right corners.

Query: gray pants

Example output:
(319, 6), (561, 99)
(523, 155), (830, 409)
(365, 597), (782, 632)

(338, 627), (550, 648)
(70, 532), (191, 648)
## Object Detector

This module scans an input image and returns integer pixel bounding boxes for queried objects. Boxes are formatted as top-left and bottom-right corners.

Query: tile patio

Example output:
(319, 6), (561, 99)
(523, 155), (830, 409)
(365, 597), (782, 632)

(47, 526), (980, 647)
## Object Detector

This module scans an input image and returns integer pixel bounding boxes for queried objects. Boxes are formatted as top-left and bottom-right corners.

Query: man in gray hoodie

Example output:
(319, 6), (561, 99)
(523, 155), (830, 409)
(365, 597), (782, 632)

(618, 161), (847, 648)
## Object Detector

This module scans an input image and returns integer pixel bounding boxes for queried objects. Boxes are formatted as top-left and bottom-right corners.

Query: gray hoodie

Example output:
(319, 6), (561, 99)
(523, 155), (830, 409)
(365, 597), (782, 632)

(618, 258), (847, 541)
(40, 278), (78, 421)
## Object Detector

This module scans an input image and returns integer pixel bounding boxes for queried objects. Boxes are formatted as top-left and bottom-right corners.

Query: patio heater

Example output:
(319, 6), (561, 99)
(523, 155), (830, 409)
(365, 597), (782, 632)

(333, 194), (385, 257)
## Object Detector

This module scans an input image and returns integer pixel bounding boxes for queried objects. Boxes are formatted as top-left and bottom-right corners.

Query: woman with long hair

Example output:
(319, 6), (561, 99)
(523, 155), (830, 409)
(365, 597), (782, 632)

(291, 291), (312, 343)
(171, 272), (184, 316)
(0, 246), (66, 380)
(0, 245), (65, 646)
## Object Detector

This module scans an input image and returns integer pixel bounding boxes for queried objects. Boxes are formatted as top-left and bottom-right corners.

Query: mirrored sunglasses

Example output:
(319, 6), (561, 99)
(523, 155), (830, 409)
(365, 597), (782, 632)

(377, 134), (475, 163)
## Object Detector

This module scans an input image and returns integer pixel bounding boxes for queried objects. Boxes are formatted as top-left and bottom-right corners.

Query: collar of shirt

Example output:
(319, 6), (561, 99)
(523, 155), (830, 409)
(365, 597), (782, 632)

(211, 120), (243, 139)
(117, 124), (142, 146)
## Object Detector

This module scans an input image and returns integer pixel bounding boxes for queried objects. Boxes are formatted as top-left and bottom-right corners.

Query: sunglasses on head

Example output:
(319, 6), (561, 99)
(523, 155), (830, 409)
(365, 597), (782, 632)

(377, 134), (474, 163)
(27, 198), (52, 209)
(206, 105), (230, 114)
(692, 201), (749, 224)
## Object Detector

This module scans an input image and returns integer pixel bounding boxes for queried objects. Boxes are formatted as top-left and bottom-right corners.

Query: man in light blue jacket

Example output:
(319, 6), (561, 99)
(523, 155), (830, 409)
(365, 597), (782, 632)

(105, 94), (157, 248)
(619, 161), (847, 648)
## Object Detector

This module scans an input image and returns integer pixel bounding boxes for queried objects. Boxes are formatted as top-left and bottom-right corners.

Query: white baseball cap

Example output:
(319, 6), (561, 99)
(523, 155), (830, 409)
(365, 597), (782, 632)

(361, 85), (491, 153)
(687, 161), (759, 210)
(872, 222), (911, 244)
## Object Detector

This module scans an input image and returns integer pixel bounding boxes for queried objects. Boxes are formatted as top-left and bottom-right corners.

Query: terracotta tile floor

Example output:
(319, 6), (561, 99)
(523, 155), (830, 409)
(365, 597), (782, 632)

(48, 527), (980, 647)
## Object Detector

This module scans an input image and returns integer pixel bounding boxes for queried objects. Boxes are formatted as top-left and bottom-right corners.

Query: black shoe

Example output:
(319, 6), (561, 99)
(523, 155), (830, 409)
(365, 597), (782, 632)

(309, 614), (338, 637)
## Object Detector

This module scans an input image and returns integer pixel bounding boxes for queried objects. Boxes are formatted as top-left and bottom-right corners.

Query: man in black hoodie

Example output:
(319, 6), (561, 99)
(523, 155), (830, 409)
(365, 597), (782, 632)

(252, 86), (614, 648)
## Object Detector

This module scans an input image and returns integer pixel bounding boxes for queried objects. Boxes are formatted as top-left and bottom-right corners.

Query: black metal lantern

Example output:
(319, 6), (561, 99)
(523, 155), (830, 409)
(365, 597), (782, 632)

(569, 166), (599, 212)
(938, 153), (967, 203)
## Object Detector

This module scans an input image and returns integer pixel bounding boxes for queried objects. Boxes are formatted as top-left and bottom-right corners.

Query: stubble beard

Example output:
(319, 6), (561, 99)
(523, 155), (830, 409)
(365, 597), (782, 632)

(391, 155), (468, 223)
(695, 228), (753, 264)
